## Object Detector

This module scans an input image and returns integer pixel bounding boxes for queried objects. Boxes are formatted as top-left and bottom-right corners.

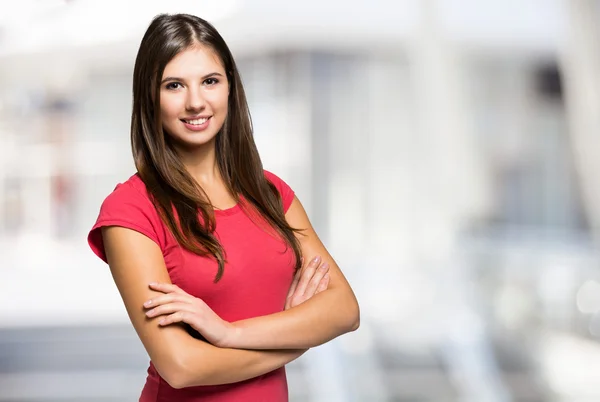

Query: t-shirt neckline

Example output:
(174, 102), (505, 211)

(213, 203), (242, 217)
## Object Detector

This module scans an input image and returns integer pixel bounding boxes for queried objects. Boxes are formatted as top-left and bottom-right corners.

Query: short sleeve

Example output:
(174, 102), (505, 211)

(88, 182), (163, 263)
(264, 170), (295, 213)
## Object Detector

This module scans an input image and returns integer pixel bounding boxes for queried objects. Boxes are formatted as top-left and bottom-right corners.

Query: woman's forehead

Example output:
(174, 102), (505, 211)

(163, 46), (225, 78)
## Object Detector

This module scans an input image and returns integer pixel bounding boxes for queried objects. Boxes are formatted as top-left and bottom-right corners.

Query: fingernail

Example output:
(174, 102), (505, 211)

(312, 256), (321, 264)
(144, 300), (152, 307)
(149, 282), (157, 286)
(320, 263), (329, 270)
(158, 319), (165, 325)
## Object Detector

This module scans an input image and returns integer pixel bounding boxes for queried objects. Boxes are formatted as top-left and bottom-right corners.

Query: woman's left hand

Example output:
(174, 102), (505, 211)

(144, 282), (234, 347)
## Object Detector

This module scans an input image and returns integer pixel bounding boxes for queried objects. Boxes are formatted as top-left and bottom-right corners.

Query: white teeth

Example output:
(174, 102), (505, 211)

(185, 118), (208, 125)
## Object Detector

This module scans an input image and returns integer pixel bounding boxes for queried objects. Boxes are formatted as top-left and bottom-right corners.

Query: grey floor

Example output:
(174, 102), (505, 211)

(0, 324), (312, 402)
(0, 324), (548, 402)
(0, 325), (148, 401)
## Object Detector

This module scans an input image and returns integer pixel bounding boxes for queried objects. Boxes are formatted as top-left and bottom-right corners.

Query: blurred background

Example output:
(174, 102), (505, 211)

(1, 0), (600, 401)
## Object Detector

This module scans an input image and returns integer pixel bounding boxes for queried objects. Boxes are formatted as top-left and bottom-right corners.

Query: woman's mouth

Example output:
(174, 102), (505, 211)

(181, 117), (209, 125)
(181, 116), (211, 131)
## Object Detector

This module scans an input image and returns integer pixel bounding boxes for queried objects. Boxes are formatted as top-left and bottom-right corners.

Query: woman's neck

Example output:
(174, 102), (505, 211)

(176, 140), (220, 187)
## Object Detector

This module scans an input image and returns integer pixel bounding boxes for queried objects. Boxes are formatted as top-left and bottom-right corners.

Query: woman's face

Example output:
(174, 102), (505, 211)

(159, 45), (229, 150)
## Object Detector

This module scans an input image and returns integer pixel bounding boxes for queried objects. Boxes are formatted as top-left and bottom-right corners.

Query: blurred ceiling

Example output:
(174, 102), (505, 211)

(0, 0), (566, 83)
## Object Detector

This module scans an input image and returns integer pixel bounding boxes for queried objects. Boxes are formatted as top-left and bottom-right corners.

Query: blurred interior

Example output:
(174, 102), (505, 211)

(1, 1), (600, 401)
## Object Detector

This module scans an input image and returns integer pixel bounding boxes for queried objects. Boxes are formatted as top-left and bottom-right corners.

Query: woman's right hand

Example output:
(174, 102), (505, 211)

(284, 256), (330, 310)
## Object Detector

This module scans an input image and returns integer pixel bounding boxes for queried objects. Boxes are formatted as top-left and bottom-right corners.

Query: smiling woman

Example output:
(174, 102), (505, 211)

(159, 49), (228, 144)
(87, 13), (359, 402)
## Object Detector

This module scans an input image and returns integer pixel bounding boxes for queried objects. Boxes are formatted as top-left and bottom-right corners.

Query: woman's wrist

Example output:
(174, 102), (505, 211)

(221, 322), (244, 348)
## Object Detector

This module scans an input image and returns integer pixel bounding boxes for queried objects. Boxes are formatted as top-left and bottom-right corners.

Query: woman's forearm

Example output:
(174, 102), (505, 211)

(173, 337), (306, 388)
(225, 287), (360, 350)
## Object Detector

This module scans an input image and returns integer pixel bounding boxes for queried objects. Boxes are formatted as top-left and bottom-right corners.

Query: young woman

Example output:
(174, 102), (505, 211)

(87, 13), (359, 402)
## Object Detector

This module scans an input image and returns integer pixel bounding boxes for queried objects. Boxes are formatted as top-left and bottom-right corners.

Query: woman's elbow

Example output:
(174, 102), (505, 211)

(340, 297), (360, 333)
(164, 373), (189, 390)
(154, 353), (198, 389)
(157, 363), (191, 389)
(348, 302), (360, 332)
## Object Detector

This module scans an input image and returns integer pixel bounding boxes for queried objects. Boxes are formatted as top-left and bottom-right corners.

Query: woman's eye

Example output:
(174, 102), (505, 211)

(165, 82), (182, 90)
(204, 78), (219, 86)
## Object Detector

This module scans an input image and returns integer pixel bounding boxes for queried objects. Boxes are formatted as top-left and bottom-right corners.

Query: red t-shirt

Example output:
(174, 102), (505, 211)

(88, 170), (296, 402)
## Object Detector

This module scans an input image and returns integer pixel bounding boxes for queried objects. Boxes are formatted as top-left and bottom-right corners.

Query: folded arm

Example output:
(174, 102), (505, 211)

(225, 196), (360, 350)
(102, 226), (305, 389)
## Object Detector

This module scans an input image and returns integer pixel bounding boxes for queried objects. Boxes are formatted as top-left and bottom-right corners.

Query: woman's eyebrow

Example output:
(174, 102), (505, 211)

(160, 72), (224, 84)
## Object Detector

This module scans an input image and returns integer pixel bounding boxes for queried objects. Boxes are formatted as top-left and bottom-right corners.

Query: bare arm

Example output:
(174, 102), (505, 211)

(102, 226), (305, 389)
(225, 196), (360, 349)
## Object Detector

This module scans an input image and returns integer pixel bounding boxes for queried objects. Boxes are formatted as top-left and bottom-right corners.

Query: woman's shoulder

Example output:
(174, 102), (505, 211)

(96, 172), (160, 223)
(110, 172), (148, 196)
(263, 169), (295, 212)
(102, 173), (153, 205)
(263, 169), (288, 187)
(89, 173), (165, 262)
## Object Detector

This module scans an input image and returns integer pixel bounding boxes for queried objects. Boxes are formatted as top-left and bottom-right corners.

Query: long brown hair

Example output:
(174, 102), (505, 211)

(131, 13), (301, 282)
